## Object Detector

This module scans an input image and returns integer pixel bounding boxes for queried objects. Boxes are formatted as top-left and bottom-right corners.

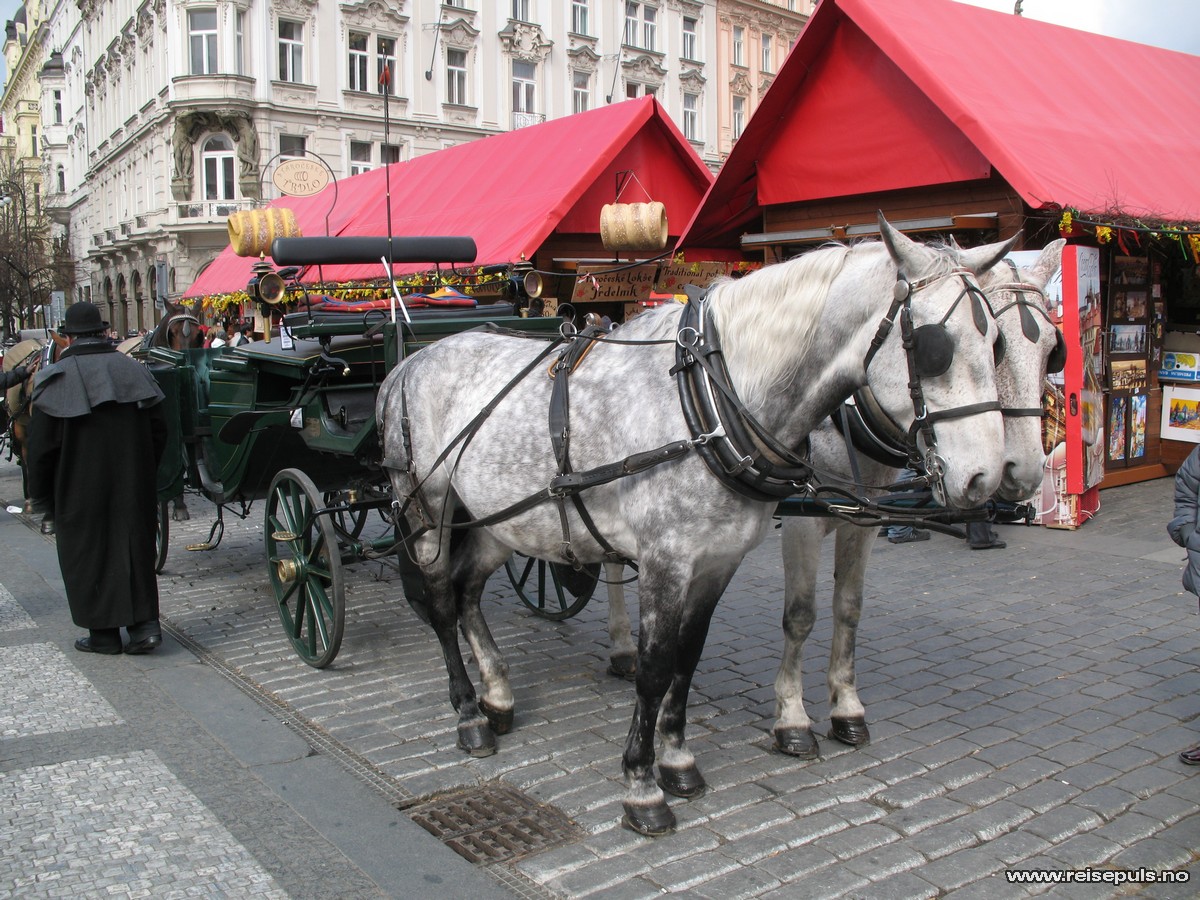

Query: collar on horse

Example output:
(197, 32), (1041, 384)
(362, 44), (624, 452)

(675, 268), (1003, 502)
(673, 289), (814, 502)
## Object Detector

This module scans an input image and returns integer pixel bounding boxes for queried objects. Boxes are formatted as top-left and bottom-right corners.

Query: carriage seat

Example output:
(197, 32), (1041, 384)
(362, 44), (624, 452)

(281, 301), (516, 331)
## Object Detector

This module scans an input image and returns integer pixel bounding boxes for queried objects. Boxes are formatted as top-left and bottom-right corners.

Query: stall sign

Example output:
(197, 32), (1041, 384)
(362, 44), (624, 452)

(570, 265), (658, 303)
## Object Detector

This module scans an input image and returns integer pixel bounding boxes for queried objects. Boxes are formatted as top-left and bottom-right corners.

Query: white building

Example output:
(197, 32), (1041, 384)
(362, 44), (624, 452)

(2, 0), (809, 332)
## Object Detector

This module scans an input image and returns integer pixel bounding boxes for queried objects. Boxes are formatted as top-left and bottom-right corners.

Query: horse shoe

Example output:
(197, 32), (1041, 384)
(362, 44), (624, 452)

(829, 715), (870, 747)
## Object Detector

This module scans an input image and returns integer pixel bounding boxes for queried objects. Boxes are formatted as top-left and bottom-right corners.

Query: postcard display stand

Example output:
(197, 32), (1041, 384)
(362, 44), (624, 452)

(1026, 245), (1104, 528)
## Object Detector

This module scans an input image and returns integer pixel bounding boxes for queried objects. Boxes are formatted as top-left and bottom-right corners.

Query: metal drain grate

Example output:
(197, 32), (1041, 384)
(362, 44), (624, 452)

(410, 783), (583, 865)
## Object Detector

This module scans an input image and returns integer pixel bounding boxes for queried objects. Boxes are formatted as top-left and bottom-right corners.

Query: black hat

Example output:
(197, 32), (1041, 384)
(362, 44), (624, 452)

(61, 302), (109, 335)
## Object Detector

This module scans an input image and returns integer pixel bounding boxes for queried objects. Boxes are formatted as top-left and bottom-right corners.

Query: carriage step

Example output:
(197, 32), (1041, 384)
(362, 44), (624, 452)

(409, 783), (583, 865)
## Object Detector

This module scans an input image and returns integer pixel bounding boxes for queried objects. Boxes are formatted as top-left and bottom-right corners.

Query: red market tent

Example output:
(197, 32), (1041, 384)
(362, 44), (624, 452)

(681, 0), (1200, 250)
(186, 96), (713, 297)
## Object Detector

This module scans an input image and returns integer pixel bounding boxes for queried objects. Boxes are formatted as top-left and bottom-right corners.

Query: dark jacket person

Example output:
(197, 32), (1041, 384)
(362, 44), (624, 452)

(1167, 443), (1200, 766)
(25, 302), (168, 654)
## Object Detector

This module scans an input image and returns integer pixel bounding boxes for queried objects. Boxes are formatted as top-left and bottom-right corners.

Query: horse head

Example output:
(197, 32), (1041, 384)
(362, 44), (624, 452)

(151, 298), (205, 351)
(860, 217), (1015, 508)
(954, 238), (1066, 502)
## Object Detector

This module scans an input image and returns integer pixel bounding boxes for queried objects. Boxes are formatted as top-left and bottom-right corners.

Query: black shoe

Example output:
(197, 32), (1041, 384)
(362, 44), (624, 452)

(969, 540), (1007, 550)
(1180, 745), (1200, 766)
(75, 636), (123, 655)
(124, 634), (162, 655)
(888, 530), (930, 544)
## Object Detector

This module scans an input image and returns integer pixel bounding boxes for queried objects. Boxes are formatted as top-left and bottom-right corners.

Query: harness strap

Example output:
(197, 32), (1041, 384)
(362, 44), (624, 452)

(548, 324), (626, 565)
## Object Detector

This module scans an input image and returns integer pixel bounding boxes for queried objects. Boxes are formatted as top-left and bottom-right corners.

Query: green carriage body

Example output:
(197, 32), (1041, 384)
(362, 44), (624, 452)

(150, 311), (561, 506)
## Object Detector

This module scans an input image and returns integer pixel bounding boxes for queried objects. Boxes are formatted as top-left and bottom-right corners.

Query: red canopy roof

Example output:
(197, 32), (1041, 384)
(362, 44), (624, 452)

(681, 0), (1200, 249)
(186, 97), (712, 297)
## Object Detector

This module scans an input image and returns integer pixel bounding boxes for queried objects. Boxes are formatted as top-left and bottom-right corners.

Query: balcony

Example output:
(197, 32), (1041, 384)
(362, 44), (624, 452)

(513, 111), (545, 129)
(174, 198), (255, 221)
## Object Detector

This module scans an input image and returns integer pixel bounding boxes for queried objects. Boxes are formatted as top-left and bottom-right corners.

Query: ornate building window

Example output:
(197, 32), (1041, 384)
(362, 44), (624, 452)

(683, 92), (699, 141)
(571, 0), (590, 36)
(189, 9), (218, 75)
(732, 26), (745, 67)
(278, 20), (304, 83)
(202, 135), (235, 200)
(349, 32), (369, 91)
(761, 34), (773, 73)
(446, 48), (468, 105)
(682, 16), (698, 61)
(512, 60), (536, 117)
(280, 134), (307, 159)
(624, 3), (657, 51)
(377, 37), (396, 95)
(572, 70), (590, 114)
(732, 94), (745, 139)
(511, 0), (530, 21)
(349, 140), (372, 175)
(236, 12), (246, 75)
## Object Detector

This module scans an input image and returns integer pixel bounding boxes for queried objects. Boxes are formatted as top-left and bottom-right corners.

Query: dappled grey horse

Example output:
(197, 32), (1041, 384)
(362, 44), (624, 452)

(378, 218), (1014, 835)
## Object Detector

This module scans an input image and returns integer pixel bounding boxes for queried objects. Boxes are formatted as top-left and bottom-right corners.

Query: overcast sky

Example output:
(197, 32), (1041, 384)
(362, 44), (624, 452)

(0, 0), (1196, 86)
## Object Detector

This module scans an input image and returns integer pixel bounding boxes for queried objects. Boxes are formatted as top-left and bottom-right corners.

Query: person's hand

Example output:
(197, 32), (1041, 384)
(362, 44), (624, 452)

(13, 365), (29, 381)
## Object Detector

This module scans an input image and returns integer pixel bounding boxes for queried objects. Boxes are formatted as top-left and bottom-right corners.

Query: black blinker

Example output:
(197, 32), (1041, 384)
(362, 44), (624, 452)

(912, 324), (954, 378)
(993, 331), (1006, 366)
(1046, 329), (1067, 374)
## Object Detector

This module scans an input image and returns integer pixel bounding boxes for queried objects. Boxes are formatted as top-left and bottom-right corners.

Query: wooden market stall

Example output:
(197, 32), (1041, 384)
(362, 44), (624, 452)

(185, 96), (716, 325)
(680, 0), (1200, 509)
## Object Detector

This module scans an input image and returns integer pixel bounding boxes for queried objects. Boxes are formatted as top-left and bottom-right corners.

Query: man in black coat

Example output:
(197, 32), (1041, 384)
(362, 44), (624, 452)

(25, 302), (168, 655)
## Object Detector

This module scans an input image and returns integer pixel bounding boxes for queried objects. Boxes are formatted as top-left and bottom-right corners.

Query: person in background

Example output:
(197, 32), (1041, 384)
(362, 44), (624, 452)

(208, 328), (227, 349)
(880, 468), (930, 544)
(25, 302), (168, 655)
(1167, 442), (1200, 766)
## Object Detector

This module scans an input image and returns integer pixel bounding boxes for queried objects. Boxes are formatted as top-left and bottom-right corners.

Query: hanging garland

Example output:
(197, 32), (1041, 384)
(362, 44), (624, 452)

(1046, 207), (1200, 263)
(197, 265), (510, 317)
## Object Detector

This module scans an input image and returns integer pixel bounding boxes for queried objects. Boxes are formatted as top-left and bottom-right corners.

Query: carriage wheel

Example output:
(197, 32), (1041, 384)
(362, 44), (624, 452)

(505, 553), (599, 620)
(266, 468), (345, 668)
(154, 500), (169, 574)
(323, 490), (368, 541)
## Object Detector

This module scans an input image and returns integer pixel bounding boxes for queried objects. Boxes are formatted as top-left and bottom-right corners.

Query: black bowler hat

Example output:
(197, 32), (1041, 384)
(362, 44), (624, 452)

(61, 302), (109, 335)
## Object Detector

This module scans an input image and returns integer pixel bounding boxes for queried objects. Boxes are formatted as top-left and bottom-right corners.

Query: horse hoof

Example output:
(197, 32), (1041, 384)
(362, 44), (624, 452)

(480, 700), (513, 735)
(773, 727), (820, 759)
(830, 716), (870, 747)
(657, 764), (706, 799)
(621, 800), (675, 837)
(172, 510), (190, 523)
(456, 720), (496, 758)
(607, 654), (636, 680)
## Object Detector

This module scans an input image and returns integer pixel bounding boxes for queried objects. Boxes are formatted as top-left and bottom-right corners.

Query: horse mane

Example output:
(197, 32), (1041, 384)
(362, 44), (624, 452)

(706, 243), (852, 410)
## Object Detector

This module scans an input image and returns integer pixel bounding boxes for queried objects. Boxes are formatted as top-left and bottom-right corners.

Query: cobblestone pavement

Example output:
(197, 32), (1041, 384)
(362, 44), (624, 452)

(2, 452), (1199, 898)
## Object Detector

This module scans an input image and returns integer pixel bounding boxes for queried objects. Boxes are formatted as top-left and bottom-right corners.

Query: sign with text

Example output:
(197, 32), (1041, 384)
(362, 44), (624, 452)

(570, 265), (658, 303)
(653, 262), (729, 294)
(272, 159), (330, 197)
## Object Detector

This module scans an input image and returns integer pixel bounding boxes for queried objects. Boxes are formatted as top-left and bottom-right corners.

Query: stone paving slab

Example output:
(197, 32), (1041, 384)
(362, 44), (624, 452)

(0, 750), (288, 898)
(3, 453), (1199, 898)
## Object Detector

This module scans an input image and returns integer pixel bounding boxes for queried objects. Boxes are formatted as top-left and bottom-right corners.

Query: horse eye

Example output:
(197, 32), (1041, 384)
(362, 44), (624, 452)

(993, 332), (1006, 366)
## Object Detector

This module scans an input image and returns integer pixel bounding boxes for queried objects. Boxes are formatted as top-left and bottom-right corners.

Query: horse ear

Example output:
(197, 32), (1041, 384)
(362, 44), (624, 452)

(877, 212), (938, 274)
(954, 232), (1021, 276)
(1024, 238), (1065, 291)
(189, 298), (204, 319)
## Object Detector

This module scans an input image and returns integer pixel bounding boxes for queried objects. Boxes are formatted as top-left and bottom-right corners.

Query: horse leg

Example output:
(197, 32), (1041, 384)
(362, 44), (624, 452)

(774, 516), (827, 758)
(605, 563), (637, 679)
(827, 524), (871, 747)
(171, 493), (190, 522)
(621, 557), (691, 836)
(655, 568), (736, 801)
(454, 531), (517, 735)
(412, 514), (496, 758)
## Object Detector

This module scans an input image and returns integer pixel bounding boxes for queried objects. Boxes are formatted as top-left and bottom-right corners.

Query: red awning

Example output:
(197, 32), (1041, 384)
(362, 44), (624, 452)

(681, 0), (1200, 249)
(186, 97), (712, 297)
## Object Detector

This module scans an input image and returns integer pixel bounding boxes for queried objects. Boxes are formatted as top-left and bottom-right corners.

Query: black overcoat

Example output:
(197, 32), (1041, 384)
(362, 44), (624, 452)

(25, 340), (167, 629)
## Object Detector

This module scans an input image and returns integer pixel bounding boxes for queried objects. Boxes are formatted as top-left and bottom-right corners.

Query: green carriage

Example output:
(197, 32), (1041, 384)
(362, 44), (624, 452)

(149, 237), (595, 668)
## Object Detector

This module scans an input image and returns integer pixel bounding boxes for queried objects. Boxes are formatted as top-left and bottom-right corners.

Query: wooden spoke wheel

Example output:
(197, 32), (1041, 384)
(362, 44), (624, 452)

(266, 468), (345, 668)
(154, 500), (169, 575)
(323, 490), (368, 541)
(505, 553), (599, 621)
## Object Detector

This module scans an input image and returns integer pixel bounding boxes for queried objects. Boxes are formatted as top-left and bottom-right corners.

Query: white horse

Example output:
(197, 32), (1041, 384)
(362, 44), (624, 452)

(770, 239), (1066, 757)
(378, 217), (1013, 835)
